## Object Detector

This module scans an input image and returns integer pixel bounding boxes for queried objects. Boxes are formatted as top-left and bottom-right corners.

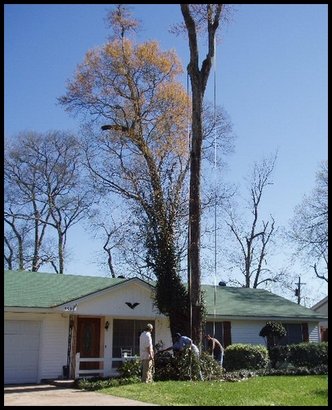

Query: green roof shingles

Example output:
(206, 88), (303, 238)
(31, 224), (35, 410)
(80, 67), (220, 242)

(202, 285), (325, 320)
(5, 270), (325, 320)
(5, 270), (124, 308)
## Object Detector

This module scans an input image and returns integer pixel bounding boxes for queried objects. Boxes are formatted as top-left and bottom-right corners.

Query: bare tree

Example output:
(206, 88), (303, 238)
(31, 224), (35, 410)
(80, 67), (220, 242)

(4, 131), (93, 273)
(86, 204), (133, 278)
(180, 4), (229, 345)
(5, 134), (55, 271)
(288, 160), (328, 282)
(4, 216), (27, 270)
(225, 154), (280, 288)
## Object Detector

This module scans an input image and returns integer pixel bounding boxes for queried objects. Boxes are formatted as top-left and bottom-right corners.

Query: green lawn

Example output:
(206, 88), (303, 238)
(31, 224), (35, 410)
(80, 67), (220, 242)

(99, 375), (328, 406)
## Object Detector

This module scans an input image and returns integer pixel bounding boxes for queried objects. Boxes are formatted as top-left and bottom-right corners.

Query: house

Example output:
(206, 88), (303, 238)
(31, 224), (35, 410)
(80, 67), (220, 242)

(4, 270), (327, 385)
(311, 296), (328, 342)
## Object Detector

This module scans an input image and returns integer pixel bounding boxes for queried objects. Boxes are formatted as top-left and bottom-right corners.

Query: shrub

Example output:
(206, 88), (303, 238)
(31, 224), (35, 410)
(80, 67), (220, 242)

(259, 321), (287, 347)
(118, 357), (141, 378)
(223, 343), (269, 371)
(268, 342), (328, 369)
(257, 364), (328, 376)
(76, 375), (140, 391)
(154, 351), (178, 381)
(154, 349), (224, 381)
(268, 345), (291, 368)
(154, 349), (202, 381)
(200, 352), (224, 380)
(289, 342), (328, 368)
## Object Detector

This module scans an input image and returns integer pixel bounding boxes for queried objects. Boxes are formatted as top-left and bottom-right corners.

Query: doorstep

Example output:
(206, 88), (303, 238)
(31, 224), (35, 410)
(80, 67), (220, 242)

(41, 379), (76, 388)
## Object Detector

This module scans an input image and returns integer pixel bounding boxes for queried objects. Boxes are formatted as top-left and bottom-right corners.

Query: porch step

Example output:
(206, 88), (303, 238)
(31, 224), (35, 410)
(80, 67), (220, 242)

(42, 379), (76, 388)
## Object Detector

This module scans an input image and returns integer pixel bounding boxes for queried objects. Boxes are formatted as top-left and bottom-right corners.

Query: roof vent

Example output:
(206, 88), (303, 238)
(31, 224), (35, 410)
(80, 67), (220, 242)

(219, 281), (227, 286)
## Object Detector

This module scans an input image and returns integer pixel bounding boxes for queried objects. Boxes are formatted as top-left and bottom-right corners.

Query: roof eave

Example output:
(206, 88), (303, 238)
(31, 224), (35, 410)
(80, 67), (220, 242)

(206, 314), (326, 322)
(5, 306), (53, 313)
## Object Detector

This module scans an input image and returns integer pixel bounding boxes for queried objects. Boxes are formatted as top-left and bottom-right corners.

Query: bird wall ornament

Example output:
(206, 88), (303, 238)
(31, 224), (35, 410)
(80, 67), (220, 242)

(125, 302), (140, 309)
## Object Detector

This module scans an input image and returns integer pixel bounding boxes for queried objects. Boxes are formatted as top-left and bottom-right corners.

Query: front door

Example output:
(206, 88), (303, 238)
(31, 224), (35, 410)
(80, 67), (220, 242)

(76, 317), (100, 370)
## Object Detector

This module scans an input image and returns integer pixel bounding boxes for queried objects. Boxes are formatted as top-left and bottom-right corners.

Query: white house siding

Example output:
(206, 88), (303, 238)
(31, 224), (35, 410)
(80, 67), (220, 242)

(230, 320), (267, 346)
(230, 319), (321, 346)
(308, 323), (320, 343)
(4, 312), (69, 384)
(69, 281), (159, 318)
(38, 314), (69, 381)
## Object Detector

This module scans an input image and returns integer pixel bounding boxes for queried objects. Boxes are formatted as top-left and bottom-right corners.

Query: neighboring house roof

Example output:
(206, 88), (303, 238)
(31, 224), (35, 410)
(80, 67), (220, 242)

(311, 296), (328, 312)
(5, 270), (326, 321)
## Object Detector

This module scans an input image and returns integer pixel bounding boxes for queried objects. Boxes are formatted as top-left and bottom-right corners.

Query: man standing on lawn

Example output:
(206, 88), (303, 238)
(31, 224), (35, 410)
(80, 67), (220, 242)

(139, 323), (154, 383)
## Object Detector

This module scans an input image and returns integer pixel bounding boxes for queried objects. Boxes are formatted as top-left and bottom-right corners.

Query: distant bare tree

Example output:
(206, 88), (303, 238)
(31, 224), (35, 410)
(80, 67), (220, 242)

(288, 160), (328, 282)
(4, 216), (27, 270)
(225, 153), (280, 288)
(4, 131), (93, 273)
(87, 204), (130, 278)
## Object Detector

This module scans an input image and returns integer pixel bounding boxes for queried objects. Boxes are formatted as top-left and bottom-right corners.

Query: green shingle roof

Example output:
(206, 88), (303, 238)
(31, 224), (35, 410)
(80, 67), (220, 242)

(4, 270), (326, 320)
(202, 284), (326, 320)
(4, 270), (126, 308)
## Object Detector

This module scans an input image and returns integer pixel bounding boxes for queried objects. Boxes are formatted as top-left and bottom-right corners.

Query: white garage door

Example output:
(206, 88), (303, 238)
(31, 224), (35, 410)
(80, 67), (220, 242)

(4, 320), (41, 384)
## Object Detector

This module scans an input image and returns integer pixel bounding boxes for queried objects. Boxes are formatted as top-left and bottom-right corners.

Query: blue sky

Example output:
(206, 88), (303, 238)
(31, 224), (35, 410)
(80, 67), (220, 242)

(4, 4), (328, 305)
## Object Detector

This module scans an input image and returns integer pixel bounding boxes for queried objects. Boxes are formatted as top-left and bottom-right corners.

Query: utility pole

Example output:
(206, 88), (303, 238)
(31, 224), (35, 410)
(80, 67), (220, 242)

(294, 276), (306, 304)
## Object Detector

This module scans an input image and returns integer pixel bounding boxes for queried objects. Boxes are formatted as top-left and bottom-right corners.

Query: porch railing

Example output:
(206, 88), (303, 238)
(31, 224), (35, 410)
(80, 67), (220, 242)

(74, 352), (105, 379)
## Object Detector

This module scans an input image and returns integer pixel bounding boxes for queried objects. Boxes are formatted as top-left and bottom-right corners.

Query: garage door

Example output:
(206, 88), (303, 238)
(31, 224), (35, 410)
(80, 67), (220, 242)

(4, 320), (41, 384)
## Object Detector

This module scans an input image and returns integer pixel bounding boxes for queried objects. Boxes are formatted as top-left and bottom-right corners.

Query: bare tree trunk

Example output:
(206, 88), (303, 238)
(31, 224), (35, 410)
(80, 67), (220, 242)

(181, 3), (223, 346)
(188, 83), (204, 345)
(58, 230), (64, 274)
(4, 218), (25, 270)
(4, 236), (14, 270)
(32, 209), (40, 271)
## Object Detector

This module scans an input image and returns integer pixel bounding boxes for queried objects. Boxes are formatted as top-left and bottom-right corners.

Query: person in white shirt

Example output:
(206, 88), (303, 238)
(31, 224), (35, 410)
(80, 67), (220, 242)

(139, 323), (154, 383)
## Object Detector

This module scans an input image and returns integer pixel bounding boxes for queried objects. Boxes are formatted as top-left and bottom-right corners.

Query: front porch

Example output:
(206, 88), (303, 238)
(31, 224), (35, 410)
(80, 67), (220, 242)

(66, 316), (170, 379)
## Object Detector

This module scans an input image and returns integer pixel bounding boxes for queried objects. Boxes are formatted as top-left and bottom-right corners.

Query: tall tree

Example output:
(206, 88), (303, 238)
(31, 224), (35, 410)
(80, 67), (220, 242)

(288, 160), (328, 282)
(180, 4), (226, 345)
(59, 5), (192, 334)
(225, 154), (280, 288)
(59, 5), (233, 334)
(4, 131), (92, 273)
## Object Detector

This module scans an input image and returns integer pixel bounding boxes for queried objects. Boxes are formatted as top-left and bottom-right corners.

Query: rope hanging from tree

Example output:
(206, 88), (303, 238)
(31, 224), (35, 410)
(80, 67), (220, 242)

(213, 35), (218, 342)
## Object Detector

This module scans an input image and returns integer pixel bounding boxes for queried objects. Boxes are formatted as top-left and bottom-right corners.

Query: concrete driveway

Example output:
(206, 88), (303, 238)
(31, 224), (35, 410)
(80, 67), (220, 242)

(4, 384), (159, 406)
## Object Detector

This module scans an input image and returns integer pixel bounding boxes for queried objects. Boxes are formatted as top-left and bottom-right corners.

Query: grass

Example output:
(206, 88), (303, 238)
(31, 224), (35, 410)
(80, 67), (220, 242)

(98, 375), (328, 406)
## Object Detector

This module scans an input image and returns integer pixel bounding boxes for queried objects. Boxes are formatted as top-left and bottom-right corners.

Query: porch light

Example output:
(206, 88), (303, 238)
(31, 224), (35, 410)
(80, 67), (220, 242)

(104, 321), (110, 330)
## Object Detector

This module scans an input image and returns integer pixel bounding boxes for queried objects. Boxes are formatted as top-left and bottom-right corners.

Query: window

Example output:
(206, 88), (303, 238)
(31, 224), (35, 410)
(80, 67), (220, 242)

(112, 319), (155, 368)
(203, 322), (223, 351)
(279, 323), (303, 345)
